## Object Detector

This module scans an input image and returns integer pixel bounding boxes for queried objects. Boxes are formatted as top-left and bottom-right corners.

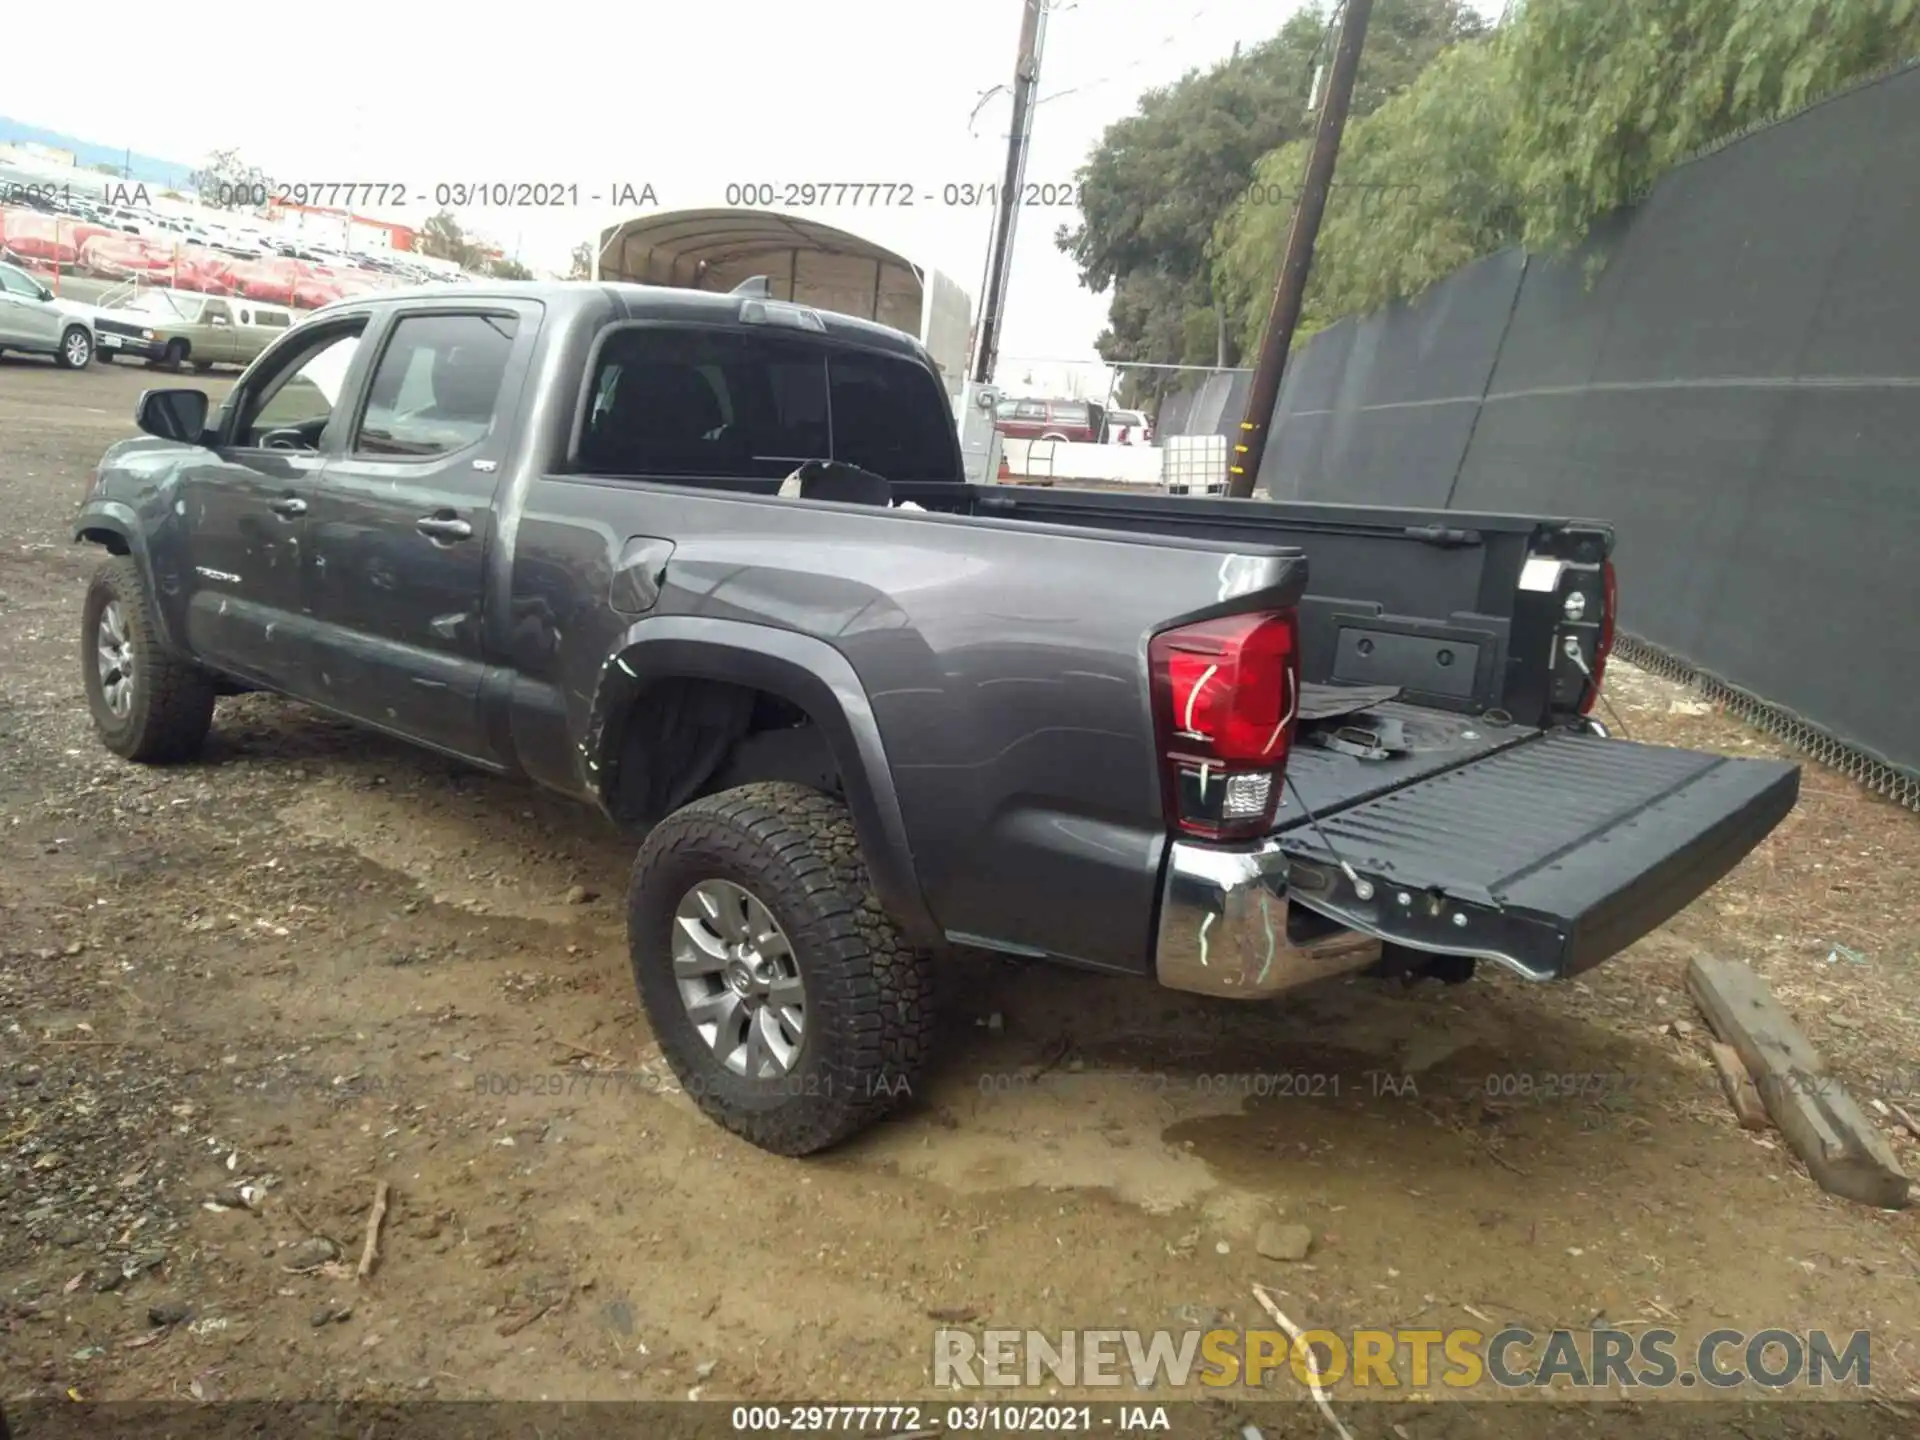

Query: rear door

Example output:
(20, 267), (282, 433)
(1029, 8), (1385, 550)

(302, 300), (538, 762)
(1000, 399), (1047, 439)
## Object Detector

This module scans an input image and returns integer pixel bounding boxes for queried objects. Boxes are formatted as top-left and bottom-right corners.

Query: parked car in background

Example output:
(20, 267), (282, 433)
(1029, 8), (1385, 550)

(994, 396), (1101, 443)
(1103, 408), (1153, 445)
(93, 289), (296, 371)
(0, 260), (96, 368)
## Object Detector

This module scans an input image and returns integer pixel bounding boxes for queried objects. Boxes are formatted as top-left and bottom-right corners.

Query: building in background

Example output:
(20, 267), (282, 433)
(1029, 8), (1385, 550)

(263, 200), (417, 253)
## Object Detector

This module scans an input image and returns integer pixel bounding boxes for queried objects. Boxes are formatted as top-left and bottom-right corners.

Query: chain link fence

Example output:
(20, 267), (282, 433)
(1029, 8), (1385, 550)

(1615, 633), (1920, 811)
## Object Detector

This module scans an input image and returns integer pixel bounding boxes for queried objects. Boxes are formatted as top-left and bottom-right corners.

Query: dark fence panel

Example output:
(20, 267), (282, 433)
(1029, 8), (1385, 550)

(1257, 247), (1525, 505)
(1153, 60), (1920, 797)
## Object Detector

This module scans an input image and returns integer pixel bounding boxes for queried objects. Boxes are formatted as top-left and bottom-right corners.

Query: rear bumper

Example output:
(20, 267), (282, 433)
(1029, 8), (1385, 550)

(1154, 840), (1380, 999)
(1154, 735), (1801, 997)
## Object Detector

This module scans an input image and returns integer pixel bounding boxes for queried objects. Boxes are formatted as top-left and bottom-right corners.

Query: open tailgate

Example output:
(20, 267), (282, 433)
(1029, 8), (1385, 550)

(1276, 732), (1800, 980)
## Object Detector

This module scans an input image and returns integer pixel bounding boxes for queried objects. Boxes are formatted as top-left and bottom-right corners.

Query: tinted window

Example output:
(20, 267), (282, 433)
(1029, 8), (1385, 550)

(354, 312), (518, 458)
(1014, 401), (1046, 420)
(256, 310), (291, 329)
(1050, 402), (1090, 425)
(995, 399), (1019, 419)
(578, 327), (956, 483)
(0, 265), (42, 298)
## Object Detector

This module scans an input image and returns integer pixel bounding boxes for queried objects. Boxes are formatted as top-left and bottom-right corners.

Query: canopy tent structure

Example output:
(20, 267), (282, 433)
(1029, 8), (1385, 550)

(591, 208), (971, 398)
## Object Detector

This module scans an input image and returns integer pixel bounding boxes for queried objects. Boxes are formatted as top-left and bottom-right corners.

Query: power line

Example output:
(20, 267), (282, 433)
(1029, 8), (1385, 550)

(1031, 5), (1219, 108)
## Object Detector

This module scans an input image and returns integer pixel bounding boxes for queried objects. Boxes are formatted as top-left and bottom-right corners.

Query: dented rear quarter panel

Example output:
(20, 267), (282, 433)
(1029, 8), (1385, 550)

(510, 479), (1307, 973)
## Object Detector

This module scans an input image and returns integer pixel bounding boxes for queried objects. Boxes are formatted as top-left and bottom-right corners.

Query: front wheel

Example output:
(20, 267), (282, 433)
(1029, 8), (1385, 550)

(81, 557), (216, 762)
(627, 782), (936, 1156)
(57, 326), (93, 369)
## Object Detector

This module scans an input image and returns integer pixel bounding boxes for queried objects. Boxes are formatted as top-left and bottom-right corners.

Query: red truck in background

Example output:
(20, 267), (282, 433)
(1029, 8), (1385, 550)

(993, 396), (1103, 443)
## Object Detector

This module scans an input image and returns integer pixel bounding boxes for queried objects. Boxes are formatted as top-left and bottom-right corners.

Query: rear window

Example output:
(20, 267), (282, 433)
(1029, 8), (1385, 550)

(577, 327), (958, 483)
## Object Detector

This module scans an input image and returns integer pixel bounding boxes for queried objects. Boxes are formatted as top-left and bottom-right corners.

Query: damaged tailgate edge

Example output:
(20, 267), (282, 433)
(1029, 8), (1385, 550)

(1279, 744), (1802, 983)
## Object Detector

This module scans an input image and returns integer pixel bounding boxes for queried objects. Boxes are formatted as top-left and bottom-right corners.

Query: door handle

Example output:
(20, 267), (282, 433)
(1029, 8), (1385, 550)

(270, 495), (307, 517)
(416, 514), (473, 542)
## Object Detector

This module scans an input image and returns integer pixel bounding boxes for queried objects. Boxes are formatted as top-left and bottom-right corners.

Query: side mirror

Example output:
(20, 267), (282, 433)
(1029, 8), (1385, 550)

(136, 388), (211, 444)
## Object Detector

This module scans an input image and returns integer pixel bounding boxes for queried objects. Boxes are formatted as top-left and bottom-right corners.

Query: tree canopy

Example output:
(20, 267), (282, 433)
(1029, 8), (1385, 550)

(1068, 0), (1920, 386)
(1057, 0), (1486, 380)
(189, 148), (273, 209)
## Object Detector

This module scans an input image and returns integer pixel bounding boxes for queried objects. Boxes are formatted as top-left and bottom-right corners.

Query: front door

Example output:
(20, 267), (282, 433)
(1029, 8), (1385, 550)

(0, 264), (60, 351)
(173, 316), (371, 690)
(304, 303), (537, 762)
(198, 298), (238, 366)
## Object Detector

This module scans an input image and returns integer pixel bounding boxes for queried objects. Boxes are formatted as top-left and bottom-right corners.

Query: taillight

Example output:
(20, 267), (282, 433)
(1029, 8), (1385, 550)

(1148, 610), (1299, 842)
(1581, 560), (1617, 715)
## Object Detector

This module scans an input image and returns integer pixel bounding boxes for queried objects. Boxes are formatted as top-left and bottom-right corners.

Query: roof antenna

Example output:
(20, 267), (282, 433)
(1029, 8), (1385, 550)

(730, 275), (773, 298)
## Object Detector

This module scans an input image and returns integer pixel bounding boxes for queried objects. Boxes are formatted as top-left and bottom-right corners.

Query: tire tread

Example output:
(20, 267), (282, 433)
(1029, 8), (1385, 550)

(628, 782), (935, 1156)
(84, 556), (215, 763)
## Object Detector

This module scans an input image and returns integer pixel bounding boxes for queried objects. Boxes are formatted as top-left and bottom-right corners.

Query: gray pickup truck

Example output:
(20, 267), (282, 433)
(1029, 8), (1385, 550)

(73, 281), (1799, 1155)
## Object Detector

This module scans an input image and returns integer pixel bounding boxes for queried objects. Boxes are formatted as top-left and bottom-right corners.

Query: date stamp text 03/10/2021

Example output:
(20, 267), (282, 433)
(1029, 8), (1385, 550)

(195, 181), (663, 210)
(66, 180), (1092, 213)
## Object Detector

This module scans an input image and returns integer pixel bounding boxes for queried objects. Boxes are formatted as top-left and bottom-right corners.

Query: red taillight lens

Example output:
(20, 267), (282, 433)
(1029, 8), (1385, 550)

(1581, 560), (1617, 715)
(1149, 610), (1299, 841)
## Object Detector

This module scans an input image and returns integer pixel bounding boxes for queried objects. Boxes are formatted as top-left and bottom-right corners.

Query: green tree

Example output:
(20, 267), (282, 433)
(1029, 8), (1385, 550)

(1216, 37), (1522, 351)
(190, 147), (273, 209)
(490, 256), (534, 280)
(1060, 0), (1484, 370)
(419, 209), (478, 268)
(1215, 0), (1920, 343)
(1502, 0), (1920, 250)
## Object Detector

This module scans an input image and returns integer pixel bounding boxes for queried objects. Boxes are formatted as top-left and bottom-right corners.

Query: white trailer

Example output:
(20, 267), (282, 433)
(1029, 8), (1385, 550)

(591, 208), (972, 401)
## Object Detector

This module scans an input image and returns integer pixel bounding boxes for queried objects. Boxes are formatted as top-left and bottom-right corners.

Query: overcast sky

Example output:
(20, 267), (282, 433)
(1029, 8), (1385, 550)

(8, 0), (1327, 365)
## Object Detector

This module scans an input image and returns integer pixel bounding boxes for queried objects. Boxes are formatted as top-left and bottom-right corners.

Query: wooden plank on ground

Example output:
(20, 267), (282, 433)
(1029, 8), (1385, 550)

(1686, 955), (1911, 1209)
(1707, 1040), (1770, 1131)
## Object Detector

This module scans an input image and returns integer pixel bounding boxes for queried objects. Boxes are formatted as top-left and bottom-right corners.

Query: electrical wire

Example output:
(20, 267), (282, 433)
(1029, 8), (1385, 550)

(1030, 5), (1221, 108)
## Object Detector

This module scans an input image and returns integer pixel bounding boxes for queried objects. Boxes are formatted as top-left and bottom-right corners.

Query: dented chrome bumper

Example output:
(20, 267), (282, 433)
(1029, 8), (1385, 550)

(1154, 840), (1380, 999)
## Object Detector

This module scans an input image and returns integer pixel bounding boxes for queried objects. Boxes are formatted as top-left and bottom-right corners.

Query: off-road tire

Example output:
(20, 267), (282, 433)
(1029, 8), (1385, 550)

(628, 782), (936, 1156)
(81, 556), (216, 762)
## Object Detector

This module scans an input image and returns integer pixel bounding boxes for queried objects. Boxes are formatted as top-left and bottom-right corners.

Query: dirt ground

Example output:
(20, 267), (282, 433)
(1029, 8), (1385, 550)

(3, 355), (1918, 1432)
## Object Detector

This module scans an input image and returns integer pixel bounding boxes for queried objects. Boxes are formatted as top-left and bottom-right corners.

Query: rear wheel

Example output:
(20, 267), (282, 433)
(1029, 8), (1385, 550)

(56, 326), (93, 370)
(81, 557), (216, 762)
(627, 782), (935, 1156)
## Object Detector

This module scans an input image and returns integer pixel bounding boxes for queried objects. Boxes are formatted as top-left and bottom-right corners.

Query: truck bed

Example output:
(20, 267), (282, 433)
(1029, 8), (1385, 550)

(897, 481), (1607, 724)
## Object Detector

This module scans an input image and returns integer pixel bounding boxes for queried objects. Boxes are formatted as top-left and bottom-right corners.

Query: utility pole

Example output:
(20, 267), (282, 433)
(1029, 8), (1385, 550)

(1227, 0), (1374, 498)
(969, 0), (1049, 385)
